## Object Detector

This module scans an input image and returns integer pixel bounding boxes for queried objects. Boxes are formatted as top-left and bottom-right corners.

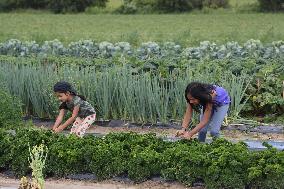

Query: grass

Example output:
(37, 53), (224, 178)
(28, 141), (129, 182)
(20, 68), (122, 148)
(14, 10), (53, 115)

(0, 12), (283, 46)
(106, 0), (123, 9)
(229, 0), (258, 8)
(102, 0), (259, 13)
(0, 0), (282, 46)
(85, 0), (123, 14)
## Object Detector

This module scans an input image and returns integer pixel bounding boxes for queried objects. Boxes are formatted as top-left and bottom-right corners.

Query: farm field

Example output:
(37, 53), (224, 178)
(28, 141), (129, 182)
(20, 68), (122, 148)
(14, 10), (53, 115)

(0, 13), (284, 45)
(0, 0), (284, 188)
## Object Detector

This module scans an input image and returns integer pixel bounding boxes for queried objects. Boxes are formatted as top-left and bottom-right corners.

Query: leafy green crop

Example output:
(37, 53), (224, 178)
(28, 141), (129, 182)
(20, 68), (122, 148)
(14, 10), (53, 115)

(1, 128), (283, 188)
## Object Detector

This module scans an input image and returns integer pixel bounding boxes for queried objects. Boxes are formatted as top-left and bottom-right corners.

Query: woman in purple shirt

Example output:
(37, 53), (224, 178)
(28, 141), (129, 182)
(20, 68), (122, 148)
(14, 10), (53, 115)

(176, 82), (230, 142)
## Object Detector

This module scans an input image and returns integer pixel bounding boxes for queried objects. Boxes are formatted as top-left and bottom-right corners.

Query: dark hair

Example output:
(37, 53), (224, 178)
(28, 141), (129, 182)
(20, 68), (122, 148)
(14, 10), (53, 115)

(53, 81), (86, 101)
(185, 82), (215, 112)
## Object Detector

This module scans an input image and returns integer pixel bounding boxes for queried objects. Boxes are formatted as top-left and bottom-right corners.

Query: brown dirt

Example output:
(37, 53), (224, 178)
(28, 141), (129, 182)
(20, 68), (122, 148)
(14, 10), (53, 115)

(0, 174), (201, 189)
(85, 125), (284, 141)
(34, 120), (284, 141)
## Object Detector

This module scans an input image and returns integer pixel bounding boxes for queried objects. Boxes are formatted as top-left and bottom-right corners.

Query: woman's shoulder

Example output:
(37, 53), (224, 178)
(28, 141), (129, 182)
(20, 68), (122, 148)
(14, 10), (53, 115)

(214, 85), (228, 93)
(72, 96), (84, 106)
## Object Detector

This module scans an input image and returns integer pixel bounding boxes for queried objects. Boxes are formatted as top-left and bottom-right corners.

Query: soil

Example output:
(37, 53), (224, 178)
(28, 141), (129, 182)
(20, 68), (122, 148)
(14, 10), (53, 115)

(87, 125), (284, 141)
(0, 174), (202, 189)
(31, 119), (284, 141)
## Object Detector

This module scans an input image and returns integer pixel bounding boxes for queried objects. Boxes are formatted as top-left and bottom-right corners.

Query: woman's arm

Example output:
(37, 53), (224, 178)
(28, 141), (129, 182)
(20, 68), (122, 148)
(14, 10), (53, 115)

(55, 105), (79, 132)
(176, 104), (193, 136)
(181, 103), (193, 130)
(185, 103), (213, 138)
(52, 109), (65, 130)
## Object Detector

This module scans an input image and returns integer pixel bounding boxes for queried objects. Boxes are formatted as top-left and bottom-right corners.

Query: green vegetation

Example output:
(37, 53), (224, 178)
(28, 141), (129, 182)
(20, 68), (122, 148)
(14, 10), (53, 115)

(27, 144), (48, 189)
(0, 0), (108, 13)
(0, 13), (283, 46)
(0, 128), (284, 188)
(0, 84), (22, 128)
(0, 1), (283, 189)
(1, 38), (283, 121)
(0, 59), (250, 123)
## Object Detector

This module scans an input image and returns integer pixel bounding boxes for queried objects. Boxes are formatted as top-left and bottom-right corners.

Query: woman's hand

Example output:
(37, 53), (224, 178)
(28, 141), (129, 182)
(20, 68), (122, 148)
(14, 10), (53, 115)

(176, 128), (186, 137)
(181, 131), (194, 140)
(54, 125), (64, 133)
(52, 126), (57, 131)
(53, 128), (60, 133)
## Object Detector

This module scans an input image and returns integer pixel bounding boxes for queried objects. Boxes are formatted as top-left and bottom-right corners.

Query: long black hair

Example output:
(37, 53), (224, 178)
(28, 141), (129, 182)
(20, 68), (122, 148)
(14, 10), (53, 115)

(53, 81), (86, 101)
(185, 82), (215, 112)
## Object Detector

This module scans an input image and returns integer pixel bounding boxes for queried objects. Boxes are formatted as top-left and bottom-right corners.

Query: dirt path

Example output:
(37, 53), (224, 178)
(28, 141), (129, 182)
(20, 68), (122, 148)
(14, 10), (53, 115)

(87, 126), (284, 140)
(68, 124), (284, 142)
(34, 120), (284, 141)
(0, 175), (201, 189)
